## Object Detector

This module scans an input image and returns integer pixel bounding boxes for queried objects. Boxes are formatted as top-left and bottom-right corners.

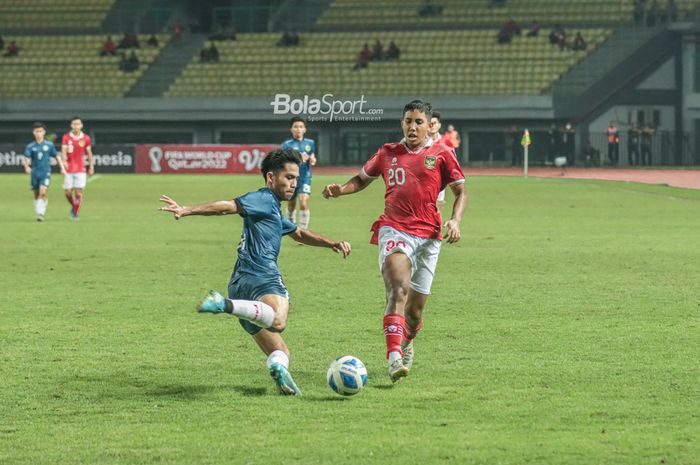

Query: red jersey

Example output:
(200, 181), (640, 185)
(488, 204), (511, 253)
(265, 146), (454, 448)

(62, 132), (91, 173)
(361, 138), (465, 243)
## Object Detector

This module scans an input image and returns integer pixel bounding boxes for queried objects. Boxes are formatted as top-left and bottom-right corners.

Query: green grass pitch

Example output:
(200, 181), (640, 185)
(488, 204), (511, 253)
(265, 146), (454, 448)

(1, 173), (699, 464)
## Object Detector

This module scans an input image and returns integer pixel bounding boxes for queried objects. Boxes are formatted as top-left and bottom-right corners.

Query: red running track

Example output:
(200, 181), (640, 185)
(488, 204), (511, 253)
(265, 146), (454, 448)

(313, 166), (700, 190)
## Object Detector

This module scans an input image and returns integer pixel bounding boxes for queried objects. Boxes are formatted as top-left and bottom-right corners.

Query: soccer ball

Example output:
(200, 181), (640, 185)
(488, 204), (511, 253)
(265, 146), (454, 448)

(327, 355), (368, 396)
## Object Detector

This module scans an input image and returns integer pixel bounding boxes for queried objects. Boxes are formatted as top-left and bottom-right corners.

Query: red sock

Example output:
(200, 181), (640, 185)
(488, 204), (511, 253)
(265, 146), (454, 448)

(404, 320), (423, 342)
(73, 193), (82, 216)
(383, 314), (405, 358)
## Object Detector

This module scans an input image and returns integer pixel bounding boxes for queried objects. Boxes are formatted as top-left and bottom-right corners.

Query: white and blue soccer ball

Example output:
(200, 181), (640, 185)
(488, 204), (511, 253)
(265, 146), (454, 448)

(327, 355), (368, 396)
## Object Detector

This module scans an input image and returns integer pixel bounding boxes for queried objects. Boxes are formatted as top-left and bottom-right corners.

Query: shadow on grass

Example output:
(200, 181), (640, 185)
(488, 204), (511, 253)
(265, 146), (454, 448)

(231, 385), (267, 397)
(301, 396), (349, 402)
(371, 384), (395, 390)
(144, 384), (220, 398)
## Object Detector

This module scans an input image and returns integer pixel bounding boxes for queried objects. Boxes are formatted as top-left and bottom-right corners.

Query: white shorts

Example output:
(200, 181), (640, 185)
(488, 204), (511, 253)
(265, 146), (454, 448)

(437, 189), (446, 202)
(63, 172), (86, 190)
(377, 226), (442, 295)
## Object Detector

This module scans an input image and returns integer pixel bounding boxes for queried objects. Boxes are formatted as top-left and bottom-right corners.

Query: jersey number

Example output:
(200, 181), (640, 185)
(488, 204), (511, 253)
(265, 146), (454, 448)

(387, 167), (405, 186)
(385, 240), (407, 252)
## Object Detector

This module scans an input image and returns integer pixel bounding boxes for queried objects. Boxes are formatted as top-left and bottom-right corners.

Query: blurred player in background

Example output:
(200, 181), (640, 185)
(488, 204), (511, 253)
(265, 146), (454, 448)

(281, 117), (316, 229)
(159, 149), (351, 396)
(323, 100), (467, 383)
(61, 116), (94, 220)
(23, 122), (66, 221)
(429, 110), (447, 210)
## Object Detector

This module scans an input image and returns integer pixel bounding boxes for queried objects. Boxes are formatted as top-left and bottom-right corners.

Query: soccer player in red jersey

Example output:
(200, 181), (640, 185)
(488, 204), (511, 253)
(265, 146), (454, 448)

(61, 116), (94, 220)
(323, 100), (467, 382)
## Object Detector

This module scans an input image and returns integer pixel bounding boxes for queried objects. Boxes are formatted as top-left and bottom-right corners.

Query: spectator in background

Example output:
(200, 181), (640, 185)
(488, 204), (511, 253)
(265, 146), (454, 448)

(277, 31), (299, 47)
(557, 34), (568, 51)
(628, 123), (641, 165)
(386, 41), (400, 60)
(0, 35), (5, 50)
(504, 18), (521, 36)
(549, 24), (566, 45)
(506, 126), (521, 166)
(100, 36), (116, 56)
(497, 28), (512, 44)
(419, 0), (443, 17)
(441, 124), (460, 149)
(353, 44), (370, 70)
(118, 33), (139, 49)
(607, 121), (620, 165)
(120, 51), (139, 72)
(582, 140), (601, 167)
(207, 42), (219, 62)
(172, 21), (184, 39)
(548, 123), (560, 163)
(526, 20), (541, 37)
(146, 34), (159, 48)
(199, 43), (219, 63)
(3, 41), (19, 57)
(371, 39), (384, 61)
(562, 122), (575, 163)
(641, 124), (655, 165)
(572, 32), (587, 51)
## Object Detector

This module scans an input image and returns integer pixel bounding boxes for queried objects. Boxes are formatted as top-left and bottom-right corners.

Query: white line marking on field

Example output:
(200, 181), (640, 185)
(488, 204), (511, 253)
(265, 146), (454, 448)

(87, 175), (102, 183)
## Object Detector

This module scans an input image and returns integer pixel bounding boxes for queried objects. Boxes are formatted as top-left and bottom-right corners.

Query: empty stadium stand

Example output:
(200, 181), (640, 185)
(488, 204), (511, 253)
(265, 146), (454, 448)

(0, 0), (115, 31)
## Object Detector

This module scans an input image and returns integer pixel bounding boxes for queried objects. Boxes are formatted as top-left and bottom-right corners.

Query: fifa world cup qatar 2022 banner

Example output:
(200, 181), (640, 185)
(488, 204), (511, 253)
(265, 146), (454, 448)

(135, 144), (280, 174)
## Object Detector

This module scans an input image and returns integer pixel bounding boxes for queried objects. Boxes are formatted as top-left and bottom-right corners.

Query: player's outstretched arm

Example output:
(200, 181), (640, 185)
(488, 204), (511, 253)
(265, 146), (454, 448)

(290, 228), (351, 258)
(158, 195), (238, 220)
(322, 175), (373, 199)
(443, 182), (468, 244)
(23, 157), (31, 175)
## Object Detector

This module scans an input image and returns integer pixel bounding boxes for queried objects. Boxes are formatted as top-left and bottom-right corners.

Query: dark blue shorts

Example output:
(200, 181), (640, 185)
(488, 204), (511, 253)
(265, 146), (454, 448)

(228, 272), (289, 335)
(291, 176), (311, 200)
(30, 173), (51, 190)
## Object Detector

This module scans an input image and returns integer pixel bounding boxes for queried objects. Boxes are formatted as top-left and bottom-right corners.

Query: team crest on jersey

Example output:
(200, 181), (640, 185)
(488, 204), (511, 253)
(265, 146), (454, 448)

(391, 157), (398, 166)
(424, 156), (437, 169)
(78, 140), (85, 147)
(305, 145), (311, 152)
(43, 145), (49, 151)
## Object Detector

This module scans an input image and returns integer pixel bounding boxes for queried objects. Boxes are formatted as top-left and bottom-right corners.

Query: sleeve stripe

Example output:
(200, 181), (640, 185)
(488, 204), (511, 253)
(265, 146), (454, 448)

(449, 178), (466, 186)
(359, 167), (379, 179)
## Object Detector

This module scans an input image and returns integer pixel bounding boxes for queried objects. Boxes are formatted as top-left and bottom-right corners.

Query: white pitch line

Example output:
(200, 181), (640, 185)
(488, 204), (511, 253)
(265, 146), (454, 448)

(87, 174), (102, 183)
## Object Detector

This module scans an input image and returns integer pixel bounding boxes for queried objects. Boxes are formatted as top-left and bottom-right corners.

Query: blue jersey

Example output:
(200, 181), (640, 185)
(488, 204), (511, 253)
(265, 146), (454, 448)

(24, 141), (57, 176)
(232, 188), (298, 280)
(281, 137), (315, 180)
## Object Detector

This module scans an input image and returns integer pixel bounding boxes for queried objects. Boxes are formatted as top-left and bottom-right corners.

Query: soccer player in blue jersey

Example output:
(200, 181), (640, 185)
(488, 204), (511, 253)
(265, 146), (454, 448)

(281, 117), (316, 229)
(159, 148), (351, 396)
(23, 122), (66, 221)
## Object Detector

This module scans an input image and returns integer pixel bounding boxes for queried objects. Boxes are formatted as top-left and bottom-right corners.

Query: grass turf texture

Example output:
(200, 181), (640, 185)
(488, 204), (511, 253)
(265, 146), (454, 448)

(1, 173), (699, 465)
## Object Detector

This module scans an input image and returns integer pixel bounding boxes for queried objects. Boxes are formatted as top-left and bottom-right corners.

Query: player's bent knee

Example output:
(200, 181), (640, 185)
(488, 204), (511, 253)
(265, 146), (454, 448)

(270, 320), (287, 333)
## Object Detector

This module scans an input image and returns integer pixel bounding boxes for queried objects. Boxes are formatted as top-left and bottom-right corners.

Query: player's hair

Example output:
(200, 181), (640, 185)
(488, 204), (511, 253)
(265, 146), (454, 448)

(32, 122), (46, 130)
(290, 116), (306, 126)
(403, 99), (432, 118)
(71, 116), (82, 123)
(431, 111), (441, 122)
(261, 148), (301, 179)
